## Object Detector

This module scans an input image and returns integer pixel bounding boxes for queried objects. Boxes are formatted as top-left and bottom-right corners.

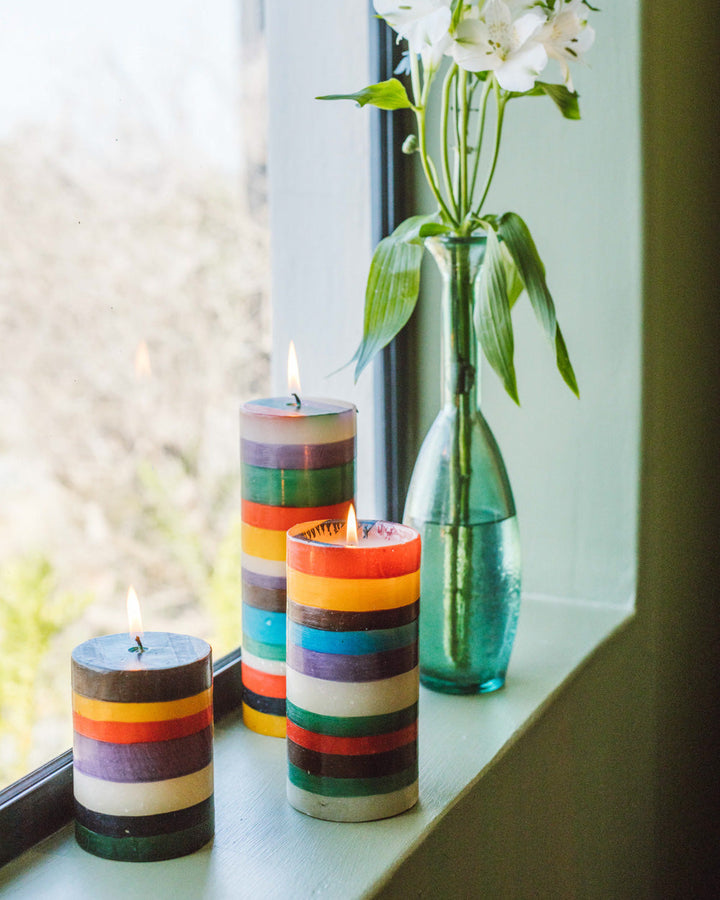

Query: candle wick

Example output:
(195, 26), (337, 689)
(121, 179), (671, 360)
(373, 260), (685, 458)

(135, 635), (145, 653)
(291, 393), (301, 408)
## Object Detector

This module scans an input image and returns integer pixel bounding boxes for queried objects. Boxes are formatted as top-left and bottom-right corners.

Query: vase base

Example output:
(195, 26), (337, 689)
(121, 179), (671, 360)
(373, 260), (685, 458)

(420, 672), (505, 695)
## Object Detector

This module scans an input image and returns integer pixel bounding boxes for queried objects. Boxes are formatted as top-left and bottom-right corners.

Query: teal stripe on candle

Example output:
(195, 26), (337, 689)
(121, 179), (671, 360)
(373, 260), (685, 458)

(287, 761), (417, 798)
(242, 633), (287, 662)
(241, 461), (354, 507)
(74, 815), (214, 862)
(286, 701), (417, 737)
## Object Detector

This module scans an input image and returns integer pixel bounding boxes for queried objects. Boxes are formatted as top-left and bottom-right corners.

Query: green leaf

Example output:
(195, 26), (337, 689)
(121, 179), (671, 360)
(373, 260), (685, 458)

(317, 78), (412, 111)
(509, 82), (581, 120)
(497, 212), (579, 396)
(353, 216), (434, 380)
(418, 222), (452, 238)
(475, 227), (519, 404)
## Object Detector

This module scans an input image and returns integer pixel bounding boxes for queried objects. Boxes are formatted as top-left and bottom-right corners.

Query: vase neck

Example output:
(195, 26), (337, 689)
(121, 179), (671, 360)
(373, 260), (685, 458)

(426, 236), (486, 409)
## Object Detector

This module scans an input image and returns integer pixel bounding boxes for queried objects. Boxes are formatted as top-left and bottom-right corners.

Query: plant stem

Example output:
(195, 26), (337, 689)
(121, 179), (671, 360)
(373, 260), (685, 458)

(441, 64), (460, 222)
(474, 78), (508, 217)
(411, 51), (457, 227)
(469, 78), (492, 205)
(458, 67), (470, 222)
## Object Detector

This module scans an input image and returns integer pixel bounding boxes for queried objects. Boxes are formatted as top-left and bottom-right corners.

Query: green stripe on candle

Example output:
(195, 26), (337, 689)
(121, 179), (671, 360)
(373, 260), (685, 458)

(75, 815), (213, 862)
(287, 762), (417, 798)
(286, 701), (417, 737)
(241, 462), (354, 507)
(242, 633), (287, 662)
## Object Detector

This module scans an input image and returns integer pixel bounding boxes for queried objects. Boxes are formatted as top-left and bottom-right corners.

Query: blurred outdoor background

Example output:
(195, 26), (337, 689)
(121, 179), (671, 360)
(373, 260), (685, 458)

(0, 0), (269, 788)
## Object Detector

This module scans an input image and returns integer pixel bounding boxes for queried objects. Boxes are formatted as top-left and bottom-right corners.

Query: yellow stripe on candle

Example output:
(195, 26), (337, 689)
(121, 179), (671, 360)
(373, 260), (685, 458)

(286, 667), (419, 717)
(72, 687), (212, 723)
(241, 523), (287, 561)
(286, 568), (420, 612)
(241, 704), (287, 738)
(73, 763), (214, 817)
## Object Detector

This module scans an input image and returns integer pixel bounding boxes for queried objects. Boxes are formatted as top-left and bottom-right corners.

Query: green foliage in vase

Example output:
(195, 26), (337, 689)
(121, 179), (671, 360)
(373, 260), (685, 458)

(319, 0), (597, 402)
(0, 556), (91, 784)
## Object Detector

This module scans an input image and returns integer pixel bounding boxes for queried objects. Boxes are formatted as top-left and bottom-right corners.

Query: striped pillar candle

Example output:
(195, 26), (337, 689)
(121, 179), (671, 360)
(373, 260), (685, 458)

(71, 632), (214, 862)
(286, 517), (421, 822)
(240, 396), (356, 737)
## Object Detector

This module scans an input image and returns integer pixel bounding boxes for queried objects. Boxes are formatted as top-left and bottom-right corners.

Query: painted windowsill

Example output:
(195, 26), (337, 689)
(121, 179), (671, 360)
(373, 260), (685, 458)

(0, 596), (631, 900)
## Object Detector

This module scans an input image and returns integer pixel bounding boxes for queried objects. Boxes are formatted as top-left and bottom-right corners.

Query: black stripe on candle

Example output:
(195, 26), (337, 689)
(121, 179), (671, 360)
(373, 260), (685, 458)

(287, 599), (419, 632)
(74, 796), (214, 838)
(242, 687), (286, 717)
(287, 740), (417, 780)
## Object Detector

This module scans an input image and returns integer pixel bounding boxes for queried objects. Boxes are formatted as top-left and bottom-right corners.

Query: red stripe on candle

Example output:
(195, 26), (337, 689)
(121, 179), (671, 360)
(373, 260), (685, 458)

(73, 706), (213, 744)
(287, 521), (421, 579)
(241, 663), (287, 699)
(242, 499), (352, 530)
(286, 720), (417, 756)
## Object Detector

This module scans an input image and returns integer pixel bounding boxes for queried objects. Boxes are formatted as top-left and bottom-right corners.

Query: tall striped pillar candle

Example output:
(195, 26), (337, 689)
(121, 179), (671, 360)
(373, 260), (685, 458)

(71, 629), (214, 862)
(286, 515), (421, 822)
(240, 395), (356, 737)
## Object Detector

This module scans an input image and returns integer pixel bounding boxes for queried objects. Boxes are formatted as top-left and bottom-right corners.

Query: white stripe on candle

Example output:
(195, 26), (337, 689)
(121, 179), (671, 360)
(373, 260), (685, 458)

(285, 667), (419, 718)
(242, 553), (286, 579)
(286, 781), (418, 823)
(241, 649), (287, 676)
(73, 763), (214, 817)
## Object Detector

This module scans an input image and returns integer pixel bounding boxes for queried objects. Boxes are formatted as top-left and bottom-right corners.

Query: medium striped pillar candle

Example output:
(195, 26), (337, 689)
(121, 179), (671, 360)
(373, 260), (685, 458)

(240, 396), (356, 737)
(71, 631), (214, 862)
(286, 515), (421, 822)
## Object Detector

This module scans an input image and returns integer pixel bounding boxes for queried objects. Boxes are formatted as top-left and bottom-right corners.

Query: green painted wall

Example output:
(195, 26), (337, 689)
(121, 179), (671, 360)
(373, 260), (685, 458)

(380, 2), (720, 896)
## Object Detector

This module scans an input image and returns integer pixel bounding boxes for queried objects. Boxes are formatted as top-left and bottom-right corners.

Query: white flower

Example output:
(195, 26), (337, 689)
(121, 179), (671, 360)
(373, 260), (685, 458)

(451, 0), (548, 93)
(374, 0), (453, 71)
(537, 0), (595, 90)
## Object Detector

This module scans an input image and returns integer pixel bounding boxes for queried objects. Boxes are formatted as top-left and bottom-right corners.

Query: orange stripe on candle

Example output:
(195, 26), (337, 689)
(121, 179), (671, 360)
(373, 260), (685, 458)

(72, 706), (213, 744)
(286, 720), (417, 756)
(242, 499), (352, 531)
(241, 663), (286, 699)
(286, 568), (420, 612)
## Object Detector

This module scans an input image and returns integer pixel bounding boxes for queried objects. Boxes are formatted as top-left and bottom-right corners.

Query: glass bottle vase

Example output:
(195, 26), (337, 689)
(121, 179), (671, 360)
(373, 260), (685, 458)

(403, 235), (521, 694)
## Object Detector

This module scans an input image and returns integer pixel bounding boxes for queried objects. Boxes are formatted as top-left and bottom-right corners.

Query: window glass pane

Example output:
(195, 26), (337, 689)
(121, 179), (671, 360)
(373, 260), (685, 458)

(0, 0), (269, 788)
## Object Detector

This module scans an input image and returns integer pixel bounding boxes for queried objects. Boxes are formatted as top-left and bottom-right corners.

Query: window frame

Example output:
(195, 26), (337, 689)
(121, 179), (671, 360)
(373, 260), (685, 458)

(0, 0), (404, 866)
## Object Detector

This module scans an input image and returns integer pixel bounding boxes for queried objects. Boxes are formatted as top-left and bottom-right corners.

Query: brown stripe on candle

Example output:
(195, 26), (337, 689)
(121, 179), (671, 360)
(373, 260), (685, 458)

(72, 633), (212, 703)
(287, 599), (419, 632)
(287, 739), (417, 780)
(242, 580), (287, 613)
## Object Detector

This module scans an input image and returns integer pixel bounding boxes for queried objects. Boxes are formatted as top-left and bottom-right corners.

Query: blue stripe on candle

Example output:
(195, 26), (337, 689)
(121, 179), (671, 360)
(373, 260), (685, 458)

(241, 436), (355, 470)
(288, 621), (417, 655)
(241, 604), (286, 646)
(286, 644), (418, 683)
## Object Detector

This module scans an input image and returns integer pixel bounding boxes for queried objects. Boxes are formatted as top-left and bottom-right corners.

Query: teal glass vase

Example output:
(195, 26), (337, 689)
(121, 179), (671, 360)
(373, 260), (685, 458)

(403, 235), (521, 694)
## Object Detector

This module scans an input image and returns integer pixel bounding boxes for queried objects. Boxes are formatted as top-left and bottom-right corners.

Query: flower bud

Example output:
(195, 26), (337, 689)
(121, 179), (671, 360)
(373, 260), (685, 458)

(401, 134), (419, 155)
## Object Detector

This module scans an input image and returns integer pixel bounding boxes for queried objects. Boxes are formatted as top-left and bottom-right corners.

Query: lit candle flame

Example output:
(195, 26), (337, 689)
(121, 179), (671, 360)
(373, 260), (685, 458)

(287, 340), (301, 400)
(134, 340), (152, 378)
(346, 504), (358, 546)
(127, 586), (144, 644)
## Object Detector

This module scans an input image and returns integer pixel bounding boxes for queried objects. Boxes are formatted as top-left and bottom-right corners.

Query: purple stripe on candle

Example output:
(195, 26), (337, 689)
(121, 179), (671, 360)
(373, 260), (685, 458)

(73, 728), (213, 783)
(242, 568), (286, 592)
(286, 644), (418, 683)
(241, 437), (355, 470)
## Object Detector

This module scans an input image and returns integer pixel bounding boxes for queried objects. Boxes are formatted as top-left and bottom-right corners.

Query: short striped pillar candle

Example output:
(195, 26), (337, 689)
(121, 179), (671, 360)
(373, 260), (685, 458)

(71, 632), (214, 862)
(286, 516), (421, 822)
(240, 396), (356, 737)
